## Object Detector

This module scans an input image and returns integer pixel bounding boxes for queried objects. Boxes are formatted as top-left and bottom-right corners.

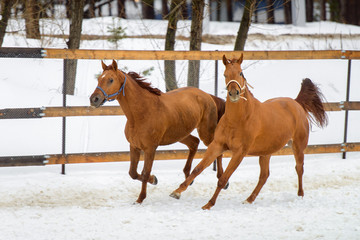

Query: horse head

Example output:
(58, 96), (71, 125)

(90, 59), (126, 108)
(223, 54), (247, 103)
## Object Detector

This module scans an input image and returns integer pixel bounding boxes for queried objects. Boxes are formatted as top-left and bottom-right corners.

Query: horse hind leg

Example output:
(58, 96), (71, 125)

(245, 155), (271, 204)
(197, 117), (228, 189)
(215, 154), (229, 189)
(180, 135), (200, 179)
(292, 141), (305, 197)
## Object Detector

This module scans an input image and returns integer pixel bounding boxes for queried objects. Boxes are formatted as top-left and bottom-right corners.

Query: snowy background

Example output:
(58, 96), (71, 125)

(0, 16), (360, 239)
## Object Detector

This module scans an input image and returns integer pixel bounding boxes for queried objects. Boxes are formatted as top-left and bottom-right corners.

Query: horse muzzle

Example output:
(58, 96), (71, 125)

(90, 93), (105, 108)
(228, 88), (241, 102)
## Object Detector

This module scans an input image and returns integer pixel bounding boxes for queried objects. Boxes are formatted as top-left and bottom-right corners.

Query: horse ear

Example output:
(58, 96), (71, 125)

(238, 53), (243, 64)
(222, 55), (228, 66)
(111, 59), (118, 71)
(101, 60), (107, 71)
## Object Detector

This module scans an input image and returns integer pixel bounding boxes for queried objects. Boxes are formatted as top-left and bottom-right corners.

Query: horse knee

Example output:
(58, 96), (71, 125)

(258, 172), (269, 186)
(129, 171), (138, 180)
(260, 171), (270, 181)
(295, 164), (304, 175)
(217, 178), (228, 189)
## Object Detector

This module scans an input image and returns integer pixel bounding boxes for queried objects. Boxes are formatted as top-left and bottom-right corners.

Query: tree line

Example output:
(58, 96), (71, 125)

(0, 0), (359, 94)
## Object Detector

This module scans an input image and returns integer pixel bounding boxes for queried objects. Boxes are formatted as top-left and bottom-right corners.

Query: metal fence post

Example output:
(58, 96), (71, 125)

(62, 59), (67, 174)
(342, 59), (352, 159)
(213, 55), (218, 171)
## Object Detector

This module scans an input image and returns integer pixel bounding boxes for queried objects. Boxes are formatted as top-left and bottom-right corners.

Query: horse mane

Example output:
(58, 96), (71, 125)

(126, 72), (162, 96)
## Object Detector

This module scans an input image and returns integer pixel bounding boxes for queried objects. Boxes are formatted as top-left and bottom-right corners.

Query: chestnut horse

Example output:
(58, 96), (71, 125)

(90, 60), (225, 204)
(170, 54), (328, 210)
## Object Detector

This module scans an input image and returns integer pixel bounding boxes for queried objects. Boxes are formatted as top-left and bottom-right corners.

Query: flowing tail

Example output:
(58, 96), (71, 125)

(295, 78), (328, 128)
(210, 94), (226, 123)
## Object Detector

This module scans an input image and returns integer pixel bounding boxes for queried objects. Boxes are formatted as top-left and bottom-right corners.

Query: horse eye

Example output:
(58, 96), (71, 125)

(109, 79), (113, 83)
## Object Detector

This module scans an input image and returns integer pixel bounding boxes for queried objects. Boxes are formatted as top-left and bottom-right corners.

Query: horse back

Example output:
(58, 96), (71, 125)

(247, 97), (309, 155)
(157, 87), (218, 144)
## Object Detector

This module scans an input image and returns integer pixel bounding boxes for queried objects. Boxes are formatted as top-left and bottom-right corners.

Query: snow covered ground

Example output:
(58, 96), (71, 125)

(1, 17), (360, 239)
(0, 154), (360, 240)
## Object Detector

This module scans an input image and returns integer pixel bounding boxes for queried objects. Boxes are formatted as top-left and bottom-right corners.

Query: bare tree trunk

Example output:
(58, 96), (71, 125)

(24, 0), (41, 39)
(284, 0), (292, 24)
(0, 0), (14, 47)
(162, 0), (169, 18)
(226, 0), (232, 21)
(320, 0), (326, 20)
(65, 0), (71, 18)
(181, 0), (189, 19)
(118, 0), (126, 18)
(216, 0), (221, 21)
(142, 0), (155, 19)
(187, 0), (204, 88)
(89, 0), (96, 18)
(306, 0), (313, 22)
(329, 0), (341, 22)
(234, 0), (255, 51)
(253, 0), (258, 23)
(266, 0), (275, 24)
(164, 0), (183, 91)
(341, 0), (360, 25)
(65, 0), (85, 95)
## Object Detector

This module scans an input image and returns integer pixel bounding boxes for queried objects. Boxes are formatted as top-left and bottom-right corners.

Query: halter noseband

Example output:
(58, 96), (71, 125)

(96, 72), (127, 102)
(226, 72), (253, 101)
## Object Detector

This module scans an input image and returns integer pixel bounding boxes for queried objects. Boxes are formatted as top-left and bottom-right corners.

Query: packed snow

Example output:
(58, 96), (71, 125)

(0, 15), (360, 240)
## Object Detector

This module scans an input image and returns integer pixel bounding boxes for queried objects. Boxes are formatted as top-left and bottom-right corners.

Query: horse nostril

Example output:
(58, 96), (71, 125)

(94, 96), (99, 103)
(229, 91), (232, 96)
(236, 90), (239, 95)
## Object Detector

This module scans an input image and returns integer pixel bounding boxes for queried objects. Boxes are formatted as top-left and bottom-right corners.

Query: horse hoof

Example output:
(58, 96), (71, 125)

(151, 176), (158, 185)
(202, 203), (213, 210)
(223, 182), (229, 190)
(242, 198), (253, 204)
(170, 191), (181, 199)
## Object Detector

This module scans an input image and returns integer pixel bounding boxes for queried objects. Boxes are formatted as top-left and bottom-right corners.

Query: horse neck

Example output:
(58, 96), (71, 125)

(225, 89), (256, 124)
(116, 73), (159, 122)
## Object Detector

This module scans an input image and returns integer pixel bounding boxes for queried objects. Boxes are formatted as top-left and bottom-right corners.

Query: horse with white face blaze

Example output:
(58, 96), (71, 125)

(90, 60), (226, 204)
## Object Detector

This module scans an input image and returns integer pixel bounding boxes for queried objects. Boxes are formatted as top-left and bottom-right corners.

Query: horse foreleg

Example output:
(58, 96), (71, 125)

(245, 155), (271, 204)
(136, 148), (156, 204)
(129, 146), (158, 185)
(129, 146), (141, 181)
(180, 135), (200, 179)
(170, 142), (224, 199)
(202, 151), (245, 210)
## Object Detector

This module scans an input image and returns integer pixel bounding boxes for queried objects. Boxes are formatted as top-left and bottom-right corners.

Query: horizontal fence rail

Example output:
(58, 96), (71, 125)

(0, 48), (358, 168)
(1, 48), (360, 60)
(1, 142), (360, 167)
(0, 101), (359, 119)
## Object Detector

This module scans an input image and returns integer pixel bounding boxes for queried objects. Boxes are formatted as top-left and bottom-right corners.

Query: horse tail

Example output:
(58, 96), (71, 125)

(209, 94), (226, 123)
(295, 78), (328, 128)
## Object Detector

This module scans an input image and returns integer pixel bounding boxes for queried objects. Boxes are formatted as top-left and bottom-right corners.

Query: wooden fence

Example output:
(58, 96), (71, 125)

(0, 48), (359, 168)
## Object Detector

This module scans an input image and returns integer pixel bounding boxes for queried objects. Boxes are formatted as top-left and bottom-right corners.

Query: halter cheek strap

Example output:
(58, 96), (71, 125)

(96, 72), (127, 103)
